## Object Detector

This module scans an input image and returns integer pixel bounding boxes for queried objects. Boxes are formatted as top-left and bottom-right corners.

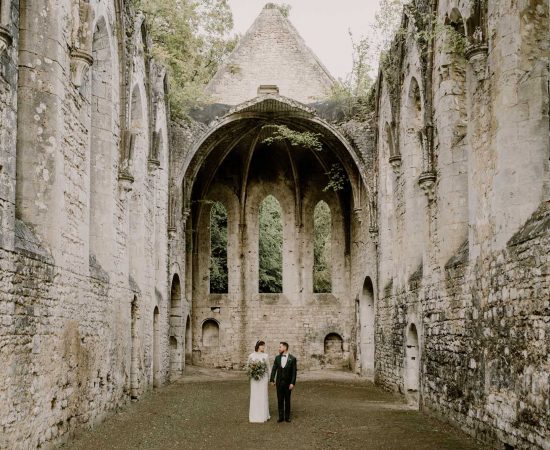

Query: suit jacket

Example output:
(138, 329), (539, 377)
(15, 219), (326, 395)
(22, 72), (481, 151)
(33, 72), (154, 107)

(270, 353), (297, 386)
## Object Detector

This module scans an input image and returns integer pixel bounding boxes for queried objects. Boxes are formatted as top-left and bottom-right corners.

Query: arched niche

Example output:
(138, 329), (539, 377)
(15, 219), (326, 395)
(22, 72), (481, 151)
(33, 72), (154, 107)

(152, 306), (161, 388)
(202, 319), (220, 348)
(313, 200), (332, 293)
(324, 333), (344, 364)
(258, 195), (283, 294)
(209, 202), (228, 294)
(359, 277), (375, 376)
(185, 315), (192, 365)
(169, 274), (182, 377)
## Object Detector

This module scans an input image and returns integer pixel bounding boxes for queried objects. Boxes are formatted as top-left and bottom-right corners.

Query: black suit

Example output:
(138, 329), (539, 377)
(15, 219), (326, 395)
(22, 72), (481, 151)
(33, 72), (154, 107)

(270, 353), (297, 421)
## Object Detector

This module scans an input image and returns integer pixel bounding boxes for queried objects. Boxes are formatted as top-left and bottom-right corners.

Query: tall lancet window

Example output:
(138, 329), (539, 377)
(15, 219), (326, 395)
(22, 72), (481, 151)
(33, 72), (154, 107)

(210, 202), (228, 294)
(313, 200), (332, 293)
(259, 195), (283, 293)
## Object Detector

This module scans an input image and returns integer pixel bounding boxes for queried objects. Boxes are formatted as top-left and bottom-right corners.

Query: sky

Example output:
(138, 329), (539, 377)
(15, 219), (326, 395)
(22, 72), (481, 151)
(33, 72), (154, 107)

(226, 0), (382, 80)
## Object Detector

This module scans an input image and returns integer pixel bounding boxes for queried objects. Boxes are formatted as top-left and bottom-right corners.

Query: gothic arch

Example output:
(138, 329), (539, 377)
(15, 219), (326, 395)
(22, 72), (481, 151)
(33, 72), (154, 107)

(152, 305), (161, 388)
(313, 200), (332, 293)
(169, 274), (182, 377)
(359, 276), (375, 376)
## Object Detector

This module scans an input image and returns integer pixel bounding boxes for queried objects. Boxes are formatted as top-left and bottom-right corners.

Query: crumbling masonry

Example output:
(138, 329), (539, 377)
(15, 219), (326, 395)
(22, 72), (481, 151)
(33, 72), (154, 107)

(0, 1), (548, 449)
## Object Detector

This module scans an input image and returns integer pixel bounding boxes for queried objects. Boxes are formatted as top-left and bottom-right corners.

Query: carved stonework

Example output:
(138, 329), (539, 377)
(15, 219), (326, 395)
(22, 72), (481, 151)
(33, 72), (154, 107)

(0, 24), (12, 55)
(118, 131), (135, 191)
(353, 207), (363, 224)
(70, 49), (93, 87)
(148, 131), (161, 169)
(369, 225), (379, 245)
(70, 1), (94, 87)
(418, 171), (437, 201)
(389, 155), (402, 174)
(118, 168), (134, 192)
(466, 43), (488, 82)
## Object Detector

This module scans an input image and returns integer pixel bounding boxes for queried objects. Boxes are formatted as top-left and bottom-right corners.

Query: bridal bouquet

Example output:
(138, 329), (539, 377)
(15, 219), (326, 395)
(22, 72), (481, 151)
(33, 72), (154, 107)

(244, 359), (268, 380)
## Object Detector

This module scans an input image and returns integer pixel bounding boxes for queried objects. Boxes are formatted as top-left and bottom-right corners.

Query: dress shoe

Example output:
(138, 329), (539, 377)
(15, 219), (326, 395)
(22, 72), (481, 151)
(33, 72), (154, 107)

(277, 418), (284, 423)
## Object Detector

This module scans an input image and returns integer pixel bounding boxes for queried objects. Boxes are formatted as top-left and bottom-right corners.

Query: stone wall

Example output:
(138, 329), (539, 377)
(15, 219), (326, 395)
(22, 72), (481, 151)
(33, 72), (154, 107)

(374, 1), (550, 448)
(205, 3), (334, 105)
(0, 1), (175, 448)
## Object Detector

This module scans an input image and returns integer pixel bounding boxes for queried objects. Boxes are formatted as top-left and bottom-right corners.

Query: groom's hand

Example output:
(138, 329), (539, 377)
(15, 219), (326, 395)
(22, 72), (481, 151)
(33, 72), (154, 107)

(289, 384), (294, 390)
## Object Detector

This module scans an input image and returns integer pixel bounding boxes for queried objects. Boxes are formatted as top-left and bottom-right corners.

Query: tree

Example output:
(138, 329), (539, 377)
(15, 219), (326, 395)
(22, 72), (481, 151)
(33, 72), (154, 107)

(210, 202), (228, 293)
(259, 196), (283, 293)
(138, 0), (238, 119)
(313, 201), (332, 293)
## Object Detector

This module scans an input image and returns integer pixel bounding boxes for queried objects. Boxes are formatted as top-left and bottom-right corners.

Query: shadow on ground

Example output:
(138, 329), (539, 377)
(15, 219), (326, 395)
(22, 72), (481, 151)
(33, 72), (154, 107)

(66, 367), (488, 450)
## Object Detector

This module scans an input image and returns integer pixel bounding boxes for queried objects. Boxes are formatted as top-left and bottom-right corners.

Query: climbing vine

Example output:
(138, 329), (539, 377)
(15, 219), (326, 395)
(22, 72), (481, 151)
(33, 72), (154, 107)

(262, 125), (323, 152)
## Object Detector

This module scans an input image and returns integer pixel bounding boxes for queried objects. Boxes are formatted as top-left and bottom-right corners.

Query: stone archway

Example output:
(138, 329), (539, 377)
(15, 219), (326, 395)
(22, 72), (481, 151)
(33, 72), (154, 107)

(359, 276), (375, 377)
(180, 95), (371, 370)
(404, 323), (420, 405)
(169, 274), (182, 378)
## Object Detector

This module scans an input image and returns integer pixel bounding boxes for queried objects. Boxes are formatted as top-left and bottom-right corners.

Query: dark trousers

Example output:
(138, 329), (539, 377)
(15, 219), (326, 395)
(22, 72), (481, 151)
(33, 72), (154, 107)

(276, 383), (292, 420)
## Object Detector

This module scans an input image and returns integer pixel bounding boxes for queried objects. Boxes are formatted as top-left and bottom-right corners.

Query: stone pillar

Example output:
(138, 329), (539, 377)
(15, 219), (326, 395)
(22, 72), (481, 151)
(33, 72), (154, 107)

(15, 0), (70, 261)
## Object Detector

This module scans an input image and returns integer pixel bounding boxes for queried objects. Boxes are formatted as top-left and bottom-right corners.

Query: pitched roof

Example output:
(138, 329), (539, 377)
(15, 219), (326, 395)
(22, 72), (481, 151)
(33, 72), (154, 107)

(205, 3), (335, 105)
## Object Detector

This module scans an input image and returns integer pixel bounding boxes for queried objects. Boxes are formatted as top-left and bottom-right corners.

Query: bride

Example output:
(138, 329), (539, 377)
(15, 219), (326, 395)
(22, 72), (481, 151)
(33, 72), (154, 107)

(248, 340), (270, 423)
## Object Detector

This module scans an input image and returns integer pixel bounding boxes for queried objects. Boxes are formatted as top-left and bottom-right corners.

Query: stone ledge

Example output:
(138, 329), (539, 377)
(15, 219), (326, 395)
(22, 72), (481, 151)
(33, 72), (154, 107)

(14, 219), (53, 264)
(507, 200), (550, 248)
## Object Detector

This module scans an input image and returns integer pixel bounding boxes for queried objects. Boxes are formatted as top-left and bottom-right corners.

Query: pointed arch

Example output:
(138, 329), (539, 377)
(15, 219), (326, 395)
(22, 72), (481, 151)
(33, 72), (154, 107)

(169, 274), (182, 377)
(152, 305), (160, 388)
(313, 200), (332, 293)
(258, 195), (283, 293)
(359, 276), (375, 376)
(209, 201), (228, 294)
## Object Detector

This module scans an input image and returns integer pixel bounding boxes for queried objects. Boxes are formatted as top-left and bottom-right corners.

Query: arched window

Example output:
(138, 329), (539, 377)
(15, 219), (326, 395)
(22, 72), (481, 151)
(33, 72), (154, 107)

(202, 319), (220, 347)
(209, 202), (228, 293)
(313, 200), (332, 293)
(89, 17), (113, 265)
(259, 195), (283, 293)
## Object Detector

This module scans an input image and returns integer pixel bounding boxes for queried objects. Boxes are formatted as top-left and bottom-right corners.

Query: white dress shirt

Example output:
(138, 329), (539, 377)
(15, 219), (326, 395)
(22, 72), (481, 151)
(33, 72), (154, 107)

(281, 353), (288, 368)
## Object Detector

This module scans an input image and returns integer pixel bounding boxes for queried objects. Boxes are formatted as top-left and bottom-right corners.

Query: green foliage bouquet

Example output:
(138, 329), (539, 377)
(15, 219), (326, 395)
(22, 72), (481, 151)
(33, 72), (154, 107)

(244, 359), (268, 381)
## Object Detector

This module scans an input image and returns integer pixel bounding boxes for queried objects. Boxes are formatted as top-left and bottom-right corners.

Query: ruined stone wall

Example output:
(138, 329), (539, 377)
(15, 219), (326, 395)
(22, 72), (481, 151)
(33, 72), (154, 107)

(189, 137), (355, 370)
(205, 3), (334, 105)
(374, 1), (550, 448)
(0, 2), (174, 448)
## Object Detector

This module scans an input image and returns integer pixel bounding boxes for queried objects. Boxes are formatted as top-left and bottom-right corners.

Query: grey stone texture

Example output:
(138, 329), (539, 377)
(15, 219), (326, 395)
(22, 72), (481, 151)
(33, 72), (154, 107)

(204, 3), (335, 105)
(0, 1), (549, 450)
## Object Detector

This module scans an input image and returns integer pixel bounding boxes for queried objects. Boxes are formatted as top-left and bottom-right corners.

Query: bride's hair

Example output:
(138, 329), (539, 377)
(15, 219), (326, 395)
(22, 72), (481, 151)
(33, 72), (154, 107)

(255, 340), (265, 351)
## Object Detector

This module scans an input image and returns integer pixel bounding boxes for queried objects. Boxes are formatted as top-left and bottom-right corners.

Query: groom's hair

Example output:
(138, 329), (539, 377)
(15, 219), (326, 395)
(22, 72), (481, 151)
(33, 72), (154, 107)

(280, 342), (289, 350)
(255, 340), (265, 351)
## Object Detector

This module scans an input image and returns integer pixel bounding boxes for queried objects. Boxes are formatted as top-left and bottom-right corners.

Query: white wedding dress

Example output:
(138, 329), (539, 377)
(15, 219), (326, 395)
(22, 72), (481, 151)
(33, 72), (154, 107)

(248, 352), (270, 423)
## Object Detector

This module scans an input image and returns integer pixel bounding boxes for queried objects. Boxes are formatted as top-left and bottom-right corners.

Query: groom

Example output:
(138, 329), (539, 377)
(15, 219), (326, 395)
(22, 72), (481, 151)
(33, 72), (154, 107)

(270, 342), (297, 423)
